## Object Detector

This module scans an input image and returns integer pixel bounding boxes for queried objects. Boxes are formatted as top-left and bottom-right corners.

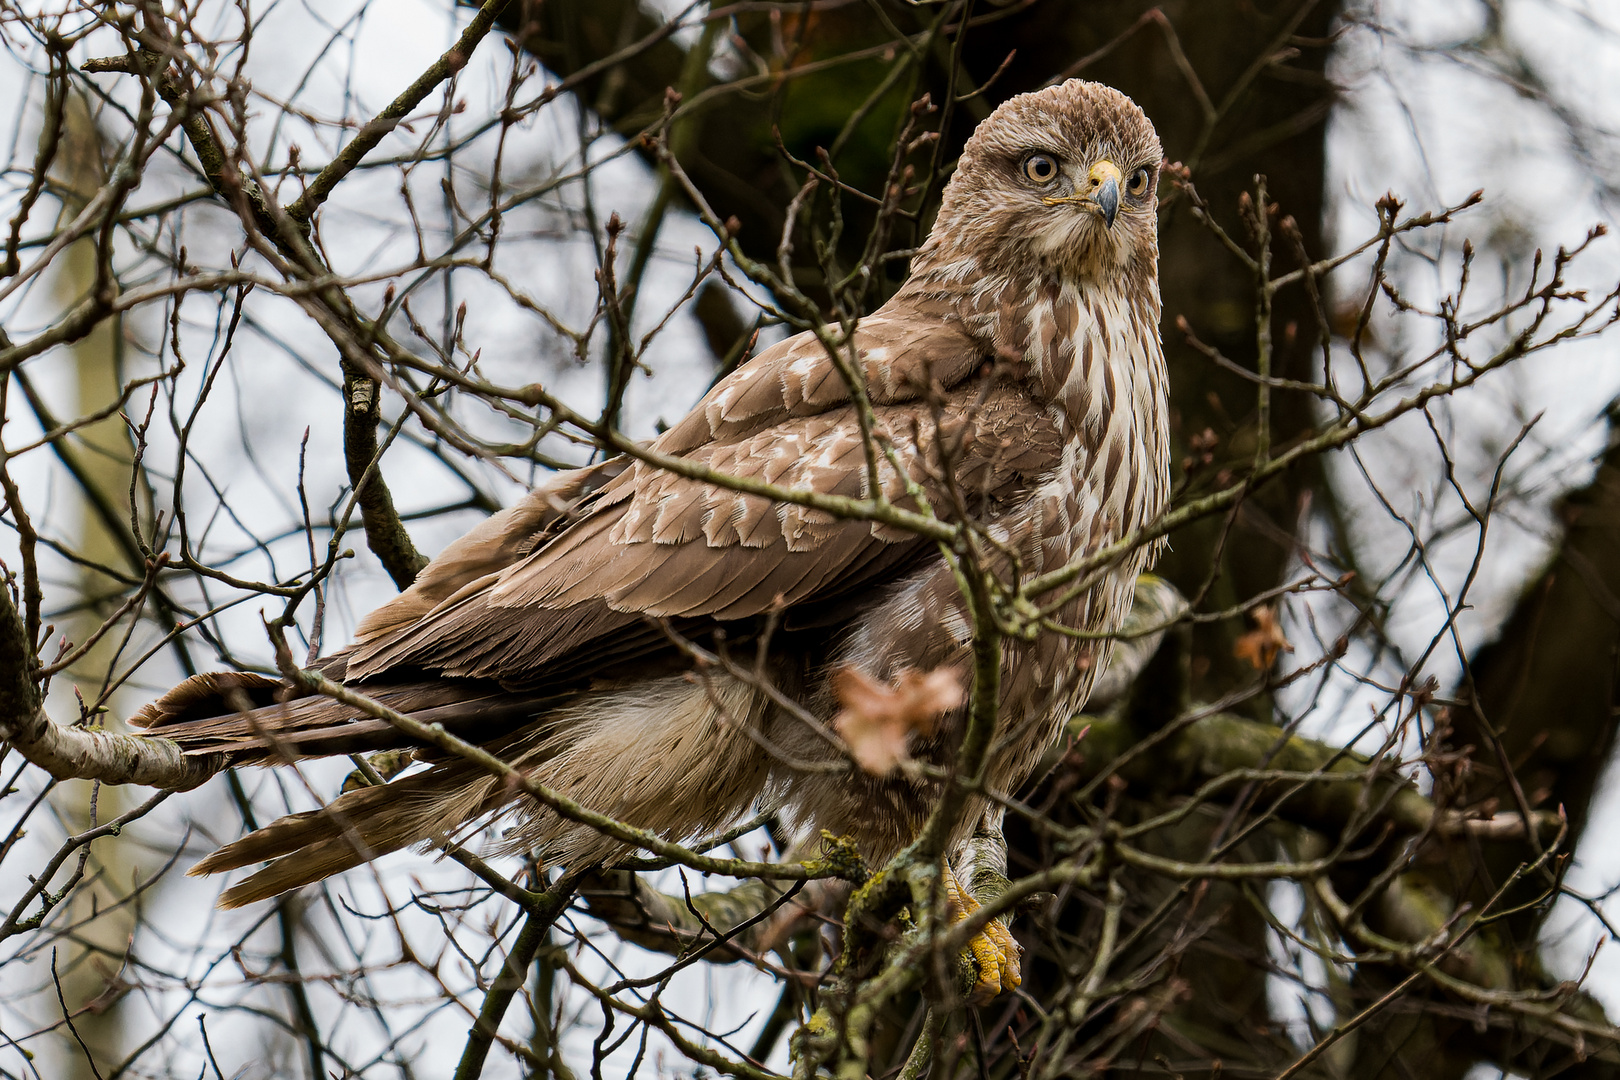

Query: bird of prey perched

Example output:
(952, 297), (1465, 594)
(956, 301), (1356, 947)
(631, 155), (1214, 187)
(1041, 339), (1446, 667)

(134, 79), (1169, 995)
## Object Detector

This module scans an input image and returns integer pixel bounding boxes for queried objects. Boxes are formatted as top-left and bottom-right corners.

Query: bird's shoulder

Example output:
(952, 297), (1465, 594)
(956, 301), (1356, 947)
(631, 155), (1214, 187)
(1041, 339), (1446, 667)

(658, 293), (986, 453)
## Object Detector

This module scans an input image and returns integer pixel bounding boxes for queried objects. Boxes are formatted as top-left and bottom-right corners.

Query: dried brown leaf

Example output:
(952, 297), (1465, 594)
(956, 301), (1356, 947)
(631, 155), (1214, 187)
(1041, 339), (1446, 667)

(1233, 604), (1294, 671)
(831, 666), (965, 776)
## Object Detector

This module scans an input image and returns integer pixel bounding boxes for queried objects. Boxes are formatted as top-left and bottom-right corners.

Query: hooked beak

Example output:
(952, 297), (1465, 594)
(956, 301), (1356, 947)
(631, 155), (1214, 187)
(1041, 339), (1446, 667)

(1090, 160), (1121, 229)
(1042, 159), (1123, 229)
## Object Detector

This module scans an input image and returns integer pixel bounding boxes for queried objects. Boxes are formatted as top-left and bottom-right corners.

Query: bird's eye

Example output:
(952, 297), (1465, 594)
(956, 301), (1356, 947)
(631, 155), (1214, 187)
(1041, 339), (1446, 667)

(1125, 167), (1152, 198)
(1022, 153), (1059, 184)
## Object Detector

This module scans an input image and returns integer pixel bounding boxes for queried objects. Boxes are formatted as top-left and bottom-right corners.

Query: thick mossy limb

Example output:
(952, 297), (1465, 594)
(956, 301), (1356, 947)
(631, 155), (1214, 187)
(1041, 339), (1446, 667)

(578, 834), (864, 963)
(0, 581), (224, 789)
(792, 845), (946, 1080)
(579, 868), (839, 963)
(1051, 708), (1557, 843)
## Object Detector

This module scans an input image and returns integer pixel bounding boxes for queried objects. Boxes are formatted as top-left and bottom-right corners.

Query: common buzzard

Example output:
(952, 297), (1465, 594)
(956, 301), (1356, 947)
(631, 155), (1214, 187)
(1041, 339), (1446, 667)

(135, 78), (1169, 996)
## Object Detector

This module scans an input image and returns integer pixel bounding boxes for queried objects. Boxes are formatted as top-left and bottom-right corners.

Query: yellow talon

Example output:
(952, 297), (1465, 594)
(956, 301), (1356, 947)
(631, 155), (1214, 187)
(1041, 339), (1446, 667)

(943, 862), (1022, 1004)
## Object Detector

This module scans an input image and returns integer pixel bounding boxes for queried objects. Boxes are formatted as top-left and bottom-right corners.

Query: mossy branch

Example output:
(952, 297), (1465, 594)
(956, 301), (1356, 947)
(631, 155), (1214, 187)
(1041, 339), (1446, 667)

(0, 581), (222, 789)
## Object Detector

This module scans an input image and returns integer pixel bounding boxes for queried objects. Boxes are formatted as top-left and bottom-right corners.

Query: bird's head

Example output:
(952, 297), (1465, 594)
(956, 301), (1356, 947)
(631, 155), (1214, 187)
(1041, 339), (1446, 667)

(921, 80), (1163, 284)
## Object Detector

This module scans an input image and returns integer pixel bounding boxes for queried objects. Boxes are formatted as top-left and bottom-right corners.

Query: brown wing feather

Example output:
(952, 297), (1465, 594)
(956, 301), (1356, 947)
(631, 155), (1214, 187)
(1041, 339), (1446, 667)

(335, 316), (992, 684)
(658, 304), (981, 453)
(131, 671), (285, 729)
(140, 682), (565, 757)
(145, 325), (1052, 758)
(347, 380), (1061, 690)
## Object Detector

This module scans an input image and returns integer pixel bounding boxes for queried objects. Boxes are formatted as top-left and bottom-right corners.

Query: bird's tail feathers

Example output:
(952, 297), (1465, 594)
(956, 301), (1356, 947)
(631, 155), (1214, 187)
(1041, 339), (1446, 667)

(191, 673), (775, 907)
(193, 752), (517, 908)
